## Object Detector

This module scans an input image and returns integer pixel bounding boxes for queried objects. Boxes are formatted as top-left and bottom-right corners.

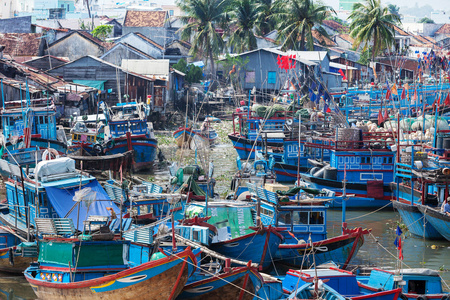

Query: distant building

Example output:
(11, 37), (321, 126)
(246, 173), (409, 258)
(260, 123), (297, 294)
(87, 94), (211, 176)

(430, 11), (450, 24)
(339, 0), (358, 11)
(0, 0), (18, 19)
(33, 0), (75, 19)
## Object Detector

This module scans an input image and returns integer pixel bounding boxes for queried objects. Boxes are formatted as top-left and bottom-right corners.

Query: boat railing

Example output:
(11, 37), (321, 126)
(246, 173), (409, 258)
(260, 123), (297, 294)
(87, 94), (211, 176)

(247, 182), (279, 205)
(304, 137), (394, 151)
(35, 218), (76, 237)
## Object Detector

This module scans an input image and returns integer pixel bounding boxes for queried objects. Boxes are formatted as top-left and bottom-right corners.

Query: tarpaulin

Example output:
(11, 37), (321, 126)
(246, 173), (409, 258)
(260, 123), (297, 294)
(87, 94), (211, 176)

(73, 80), (106, 90)
(45, 180), (120, 230)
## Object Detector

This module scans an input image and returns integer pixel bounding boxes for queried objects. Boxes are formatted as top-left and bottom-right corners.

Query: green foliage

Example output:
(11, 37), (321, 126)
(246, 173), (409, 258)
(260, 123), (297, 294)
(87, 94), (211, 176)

(273, 0), (335, 51)
(255, 0), (279, 36)
(419, 17), (435, 24)
(173, 59), (203, 83)
(348, 0), (401, 61)
(358, 48), (371, 65)
(387, 4), (400, 19)
(228, 0), (259, 53)
(327, 15), (346, 25)
(177, 0), (230, 77)
(92, 25), (113, 41)
(79, 20), (91, 30)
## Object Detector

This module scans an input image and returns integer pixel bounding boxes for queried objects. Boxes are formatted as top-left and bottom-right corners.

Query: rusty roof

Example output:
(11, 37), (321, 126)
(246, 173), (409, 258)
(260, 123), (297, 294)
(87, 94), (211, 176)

(337, 33), (354, 44)
(124, 10), (168, 28)
(322, 20), (348, 33)
(436, 24), (450, 35)
(0, 33), (43, 57)
(311, 30), (336, 47)
(393, 25), (409, 36)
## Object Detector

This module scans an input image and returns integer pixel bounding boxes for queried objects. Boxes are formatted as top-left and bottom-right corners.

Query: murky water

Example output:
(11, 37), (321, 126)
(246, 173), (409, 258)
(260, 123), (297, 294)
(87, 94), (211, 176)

(2, 121), (449, 297)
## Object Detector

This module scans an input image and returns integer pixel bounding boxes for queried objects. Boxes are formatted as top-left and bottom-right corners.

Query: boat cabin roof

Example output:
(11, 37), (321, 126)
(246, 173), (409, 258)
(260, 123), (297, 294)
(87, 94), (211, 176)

(376, 268), (440, 277)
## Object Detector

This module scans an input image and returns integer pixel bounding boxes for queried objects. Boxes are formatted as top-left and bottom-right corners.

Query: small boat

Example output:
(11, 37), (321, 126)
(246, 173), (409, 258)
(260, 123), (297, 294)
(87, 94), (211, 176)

(284, 267), (402, 300)
(24, 235), (197, 300)
(287, 282), (345, 300)
(358, 268), (449, 300)
(0, 229), (37, 274)
(417, 205), (450, 241)
(173, 125), (218, 149)
(178, 263), (263, 300)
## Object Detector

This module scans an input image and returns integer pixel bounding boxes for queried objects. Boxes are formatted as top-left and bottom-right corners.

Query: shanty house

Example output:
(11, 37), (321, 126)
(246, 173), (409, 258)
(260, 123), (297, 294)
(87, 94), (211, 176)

(100, 43), (154, 66)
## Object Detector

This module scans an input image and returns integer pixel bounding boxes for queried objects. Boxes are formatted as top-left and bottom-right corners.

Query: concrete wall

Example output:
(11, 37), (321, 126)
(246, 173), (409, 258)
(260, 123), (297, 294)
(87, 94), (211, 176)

(0, 16), (31, 33)
(402, 23), (443, 36)
(116, 34), (163, 59)
(121, 27), (178, 46)
(101, 44), (151, 66)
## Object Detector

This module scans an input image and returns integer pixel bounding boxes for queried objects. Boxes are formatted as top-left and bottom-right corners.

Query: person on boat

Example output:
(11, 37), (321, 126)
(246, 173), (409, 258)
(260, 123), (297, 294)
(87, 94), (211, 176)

(442, 197), (450, 216)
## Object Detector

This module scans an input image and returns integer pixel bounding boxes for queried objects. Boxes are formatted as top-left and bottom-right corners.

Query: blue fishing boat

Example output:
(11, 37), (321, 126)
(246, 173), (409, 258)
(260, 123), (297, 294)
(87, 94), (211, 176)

(246, 183), (369, 268)
(283, 268), (402, 300)
(417, 205), (450, 241)
(287, 282), (345, 300)
(0, 156), (120, 236)
(183, 201), (284, 270)
(101, 102), (158, 171)
(173, 125), (218, 149)
(1, 98), (66, 154)
(358, 268), (449, 300)
(228, 109), (294, 160)
(300, 128), (395, 208)
(392, 144), (444, 239)
(24, 234), (197, 300)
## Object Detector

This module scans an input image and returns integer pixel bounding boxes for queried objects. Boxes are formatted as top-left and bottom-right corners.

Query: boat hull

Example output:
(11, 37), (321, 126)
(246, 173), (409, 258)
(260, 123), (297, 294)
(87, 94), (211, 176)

(275, 228), (366, 268)
(173, 128), (217, 149)
(209, 227), (283, 270)
(25, 248), (196, 300)
(273, 162), (309, 183)
(301, 173), (392, 209)
(228, 133), (283, 160)
(105, 136), (157, 172)
(393, 201), (443, 239)
(178, 266), (263, 300)
(0, 247), (35, 274)
(417, 205), (450, 241)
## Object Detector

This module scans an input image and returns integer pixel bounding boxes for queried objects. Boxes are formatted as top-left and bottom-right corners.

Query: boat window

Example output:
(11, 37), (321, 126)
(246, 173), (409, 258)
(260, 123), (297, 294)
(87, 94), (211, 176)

(361, 157), (365, 164)
(408, 280), (426, 294)
(261, 207), (274, 217)
(278, 211), (292, 227)
(309, 212), (324, 224)
(292, 211), (309, 224)
(367, 157), (371, 164)
(40, 194), (48, 207)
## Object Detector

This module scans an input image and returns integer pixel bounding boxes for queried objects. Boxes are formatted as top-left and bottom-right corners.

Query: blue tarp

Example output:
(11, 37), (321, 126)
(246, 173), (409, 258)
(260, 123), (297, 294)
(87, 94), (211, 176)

(45, 180), (120, 230)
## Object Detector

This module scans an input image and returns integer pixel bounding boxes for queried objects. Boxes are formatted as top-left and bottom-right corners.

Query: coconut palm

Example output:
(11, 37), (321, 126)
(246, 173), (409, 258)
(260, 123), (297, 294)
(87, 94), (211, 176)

(255, 0), (277, 36)
(178, 0), (230, 78)
(228, 0), (259, 53)
(274, 0), (335, 51)
(348, 0), (401, 61)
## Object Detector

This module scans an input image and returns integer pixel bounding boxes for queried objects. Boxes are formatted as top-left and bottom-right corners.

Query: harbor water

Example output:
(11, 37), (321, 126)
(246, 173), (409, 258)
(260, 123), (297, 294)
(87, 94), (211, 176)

(2, 121), (449, 298)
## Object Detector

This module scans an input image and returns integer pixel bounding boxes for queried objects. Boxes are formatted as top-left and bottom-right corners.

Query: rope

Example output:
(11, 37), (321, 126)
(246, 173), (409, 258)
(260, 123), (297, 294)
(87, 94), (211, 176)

(170, 251), (266, 300)
(346, 201), (393, 221)
(368, 231), (411, 268)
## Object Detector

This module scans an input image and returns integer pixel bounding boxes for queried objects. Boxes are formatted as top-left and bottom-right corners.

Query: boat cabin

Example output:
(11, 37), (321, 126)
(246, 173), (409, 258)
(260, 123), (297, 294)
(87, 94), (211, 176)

(1, 98), (57, 143)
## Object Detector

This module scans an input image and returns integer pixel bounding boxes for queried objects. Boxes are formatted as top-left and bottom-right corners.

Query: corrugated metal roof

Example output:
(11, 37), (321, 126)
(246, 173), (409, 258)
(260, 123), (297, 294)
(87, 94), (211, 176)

(121, 59), (169, 77)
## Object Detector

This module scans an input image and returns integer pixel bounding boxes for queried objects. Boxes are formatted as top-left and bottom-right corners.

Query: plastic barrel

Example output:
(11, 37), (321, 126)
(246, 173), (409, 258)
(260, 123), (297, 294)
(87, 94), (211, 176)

(324, 167), (338, 181)
(443, 138), (450, 150)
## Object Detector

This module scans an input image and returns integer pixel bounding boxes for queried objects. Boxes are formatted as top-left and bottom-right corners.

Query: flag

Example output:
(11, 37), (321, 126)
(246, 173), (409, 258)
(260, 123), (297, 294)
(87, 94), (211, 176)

(401, 87), (406, 100)
(378, 109), (383, 125)
(384, 109), (389, 121)
(323, 103), (331, 113)
(413, 89), (418, 103)
(444, 93), (450, 106)
(338, 69), (347, 81)
(396, 225), (403, 236)
(391, 83), (398, 96)
(385, 88), (391, 100)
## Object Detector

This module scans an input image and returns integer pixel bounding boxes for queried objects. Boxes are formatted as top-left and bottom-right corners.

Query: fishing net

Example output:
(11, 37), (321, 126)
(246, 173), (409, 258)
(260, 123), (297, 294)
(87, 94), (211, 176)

(255, 104), (286, 118)
(73, 187), (97, 208)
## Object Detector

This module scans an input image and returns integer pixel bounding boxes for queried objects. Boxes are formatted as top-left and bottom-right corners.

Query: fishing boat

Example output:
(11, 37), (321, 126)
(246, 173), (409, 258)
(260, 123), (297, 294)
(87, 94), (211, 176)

(417, 205), (450, 241)
(300, 128), (395, 208)
(0, 229), (37, 274)
(246, 183), (369, 268)
(178, 263), (264, 300)
(173, 124), (218, 149)
(183, 201), (284, 270)
(1, 98), (66, 154)
(287, 282), (345, 300)
(0, 155), (120, 236)
(283, 268), (402, 300)
(358, 268), (449, 300)
(24, 222), (197, 300)
(392, 144), (445, 239)
(101, 101), (158, 172)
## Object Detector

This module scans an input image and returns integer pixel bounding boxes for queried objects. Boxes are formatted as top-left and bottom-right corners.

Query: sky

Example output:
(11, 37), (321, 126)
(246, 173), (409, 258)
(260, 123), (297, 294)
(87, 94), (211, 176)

(324, 0), (446, 11)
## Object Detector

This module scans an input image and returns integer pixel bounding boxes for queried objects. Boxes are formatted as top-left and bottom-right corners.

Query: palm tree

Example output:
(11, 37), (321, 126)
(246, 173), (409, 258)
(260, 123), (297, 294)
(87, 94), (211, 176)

(348, 0), (401, 62)
(255, 0), (277, 36)
(228, 0), (259, 53)
(178, 0), (230, 78)
(274, 0), (335, 51)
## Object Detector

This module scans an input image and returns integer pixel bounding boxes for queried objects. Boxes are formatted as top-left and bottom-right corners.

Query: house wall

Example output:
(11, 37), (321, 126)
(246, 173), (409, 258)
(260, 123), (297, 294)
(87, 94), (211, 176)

(0, 16), (31, 33)
(334, 36), (352, 50)
(47, 56), (154, 105)
(46, 33), (103, 61)
(115, 34), (163, 59)
(101, 45), (151, 66)
(24, 57), (67, 71)
(121, 27), (178, 46)
(402, 23), (443, 36)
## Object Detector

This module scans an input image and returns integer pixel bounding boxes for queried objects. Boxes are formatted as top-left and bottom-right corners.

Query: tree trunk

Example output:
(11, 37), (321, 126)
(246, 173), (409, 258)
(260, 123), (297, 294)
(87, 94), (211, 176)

(300, 26), (306, 51)
(209, 45), (215, 79)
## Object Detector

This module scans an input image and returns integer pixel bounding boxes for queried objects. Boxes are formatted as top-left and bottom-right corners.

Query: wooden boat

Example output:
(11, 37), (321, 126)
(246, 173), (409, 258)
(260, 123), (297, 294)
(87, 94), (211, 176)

(417, 205), (450, 241)
(358, 268), (449, 300)
(173, 126), (218, 149)
(68, 149), (133, 173)
(178, 264), (263, 300)
(287, 282), (345, 300)
(284, 268), (402, 300)
(24, 238), (197, 300)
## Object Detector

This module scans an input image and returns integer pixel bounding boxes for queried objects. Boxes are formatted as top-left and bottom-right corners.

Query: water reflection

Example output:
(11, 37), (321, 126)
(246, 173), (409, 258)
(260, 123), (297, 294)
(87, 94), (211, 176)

(0, 275), (36, 300)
